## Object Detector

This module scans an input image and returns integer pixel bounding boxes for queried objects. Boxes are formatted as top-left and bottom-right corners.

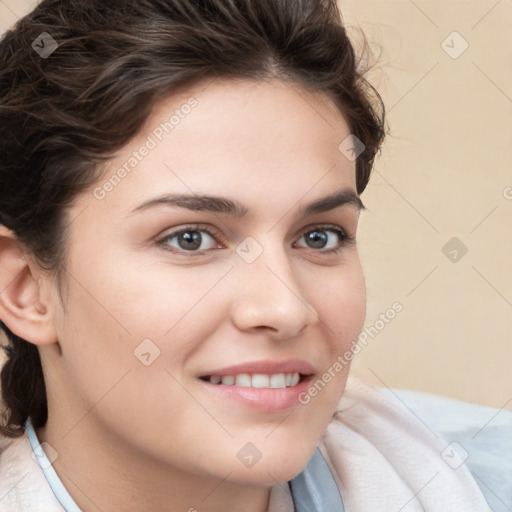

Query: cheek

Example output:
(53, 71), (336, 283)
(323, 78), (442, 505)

(64, 233), (226, 332)
(53, 261), (222, 443)
(317, 259), (366, 346)
(56, 251), (231, 392)
(305, 260), (366, 402)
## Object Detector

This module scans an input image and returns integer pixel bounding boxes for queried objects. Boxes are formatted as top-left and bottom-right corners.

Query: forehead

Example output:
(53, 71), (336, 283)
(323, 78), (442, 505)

(147, 77), (352, 159)
(81, 77), (357, 217)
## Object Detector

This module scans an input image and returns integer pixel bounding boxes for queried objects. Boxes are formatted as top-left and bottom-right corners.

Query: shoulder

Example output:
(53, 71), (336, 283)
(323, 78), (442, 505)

(0, 430), (64, 512)
(317, 376), (504, 511)
(378, 385), (512, 512)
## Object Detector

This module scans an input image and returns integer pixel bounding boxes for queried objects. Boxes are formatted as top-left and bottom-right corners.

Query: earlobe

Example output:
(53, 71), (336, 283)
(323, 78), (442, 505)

(0, 226), (58, 346)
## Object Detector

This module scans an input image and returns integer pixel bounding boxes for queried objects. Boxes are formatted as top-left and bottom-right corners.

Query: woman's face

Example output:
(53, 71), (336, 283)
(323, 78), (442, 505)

(42, 78), (366, 488)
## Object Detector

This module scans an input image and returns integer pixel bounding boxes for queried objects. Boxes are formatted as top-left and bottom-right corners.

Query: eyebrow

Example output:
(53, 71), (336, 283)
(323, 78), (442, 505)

(130, 187), (364, 218)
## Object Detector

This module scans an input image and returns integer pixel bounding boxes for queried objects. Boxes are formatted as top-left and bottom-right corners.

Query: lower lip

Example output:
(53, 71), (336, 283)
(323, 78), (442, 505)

(199, 376), (313, 412)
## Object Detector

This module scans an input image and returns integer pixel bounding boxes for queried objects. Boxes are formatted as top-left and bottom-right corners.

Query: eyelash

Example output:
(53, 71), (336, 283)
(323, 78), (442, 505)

(155, 223), (355, 257)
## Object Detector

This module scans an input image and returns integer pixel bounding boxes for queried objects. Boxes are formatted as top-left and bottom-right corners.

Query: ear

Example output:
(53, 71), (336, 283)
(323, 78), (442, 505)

(0, 226), (58, 346)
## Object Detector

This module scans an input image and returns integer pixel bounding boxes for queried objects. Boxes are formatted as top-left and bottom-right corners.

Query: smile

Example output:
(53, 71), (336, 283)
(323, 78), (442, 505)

(198, 360), (315, 412)
(201, 372), (302, 388)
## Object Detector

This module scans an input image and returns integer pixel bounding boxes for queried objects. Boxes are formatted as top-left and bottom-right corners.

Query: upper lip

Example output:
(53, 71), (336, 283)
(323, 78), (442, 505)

(198, 359), (315, 377)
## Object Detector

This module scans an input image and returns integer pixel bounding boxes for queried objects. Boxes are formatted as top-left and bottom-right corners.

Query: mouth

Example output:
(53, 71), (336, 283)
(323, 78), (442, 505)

(197, 359), (314, 412)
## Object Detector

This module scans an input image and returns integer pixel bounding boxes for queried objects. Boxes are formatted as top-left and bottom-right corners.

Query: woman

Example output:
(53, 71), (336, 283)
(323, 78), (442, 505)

(0, 1), (508, 511)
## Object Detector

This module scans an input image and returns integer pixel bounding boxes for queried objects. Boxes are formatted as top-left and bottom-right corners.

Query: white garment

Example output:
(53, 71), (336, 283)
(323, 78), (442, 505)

(321, 377), (494, 511)
(0, 376), (497, 511)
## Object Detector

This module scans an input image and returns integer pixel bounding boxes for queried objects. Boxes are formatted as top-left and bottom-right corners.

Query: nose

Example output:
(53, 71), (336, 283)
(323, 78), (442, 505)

(228, 244), (319, 340)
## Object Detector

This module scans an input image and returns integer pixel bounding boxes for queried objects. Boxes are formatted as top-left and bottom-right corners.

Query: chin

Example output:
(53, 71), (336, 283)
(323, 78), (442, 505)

(225, 443), (317, 487)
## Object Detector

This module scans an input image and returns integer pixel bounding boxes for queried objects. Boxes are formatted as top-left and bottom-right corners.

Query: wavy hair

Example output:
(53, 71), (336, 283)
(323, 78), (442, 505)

(0, 0), (386, 437)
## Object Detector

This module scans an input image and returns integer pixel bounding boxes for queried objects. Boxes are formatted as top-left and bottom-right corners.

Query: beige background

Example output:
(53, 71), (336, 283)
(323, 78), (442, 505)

(0, 0), (511, 408)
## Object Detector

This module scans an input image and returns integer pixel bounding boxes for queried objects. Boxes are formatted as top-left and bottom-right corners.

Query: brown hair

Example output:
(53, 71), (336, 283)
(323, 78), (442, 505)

(0, 0), (386, 437)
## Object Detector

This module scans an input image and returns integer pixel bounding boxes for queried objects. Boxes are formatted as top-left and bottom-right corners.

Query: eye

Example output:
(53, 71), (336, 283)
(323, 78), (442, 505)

(156, 225), (222, 254)
(295, 225), (353, 253)
(155, 223), (354, 256)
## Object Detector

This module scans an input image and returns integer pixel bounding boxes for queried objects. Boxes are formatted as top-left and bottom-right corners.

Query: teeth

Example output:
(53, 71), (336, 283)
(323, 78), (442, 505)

(235, 374), (251, 387)
(208, 372), (301, 389)
(270, 374), (286, 388)
(252, 374), (270, 388)
(290, 373), (300, 386)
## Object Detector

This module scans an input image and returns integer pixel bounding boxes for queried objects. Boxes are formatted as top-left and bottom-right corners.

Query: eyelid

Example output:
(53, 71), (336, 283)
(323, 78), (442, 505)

(156, 223), (222, 241)
(296, 222), (347, 237)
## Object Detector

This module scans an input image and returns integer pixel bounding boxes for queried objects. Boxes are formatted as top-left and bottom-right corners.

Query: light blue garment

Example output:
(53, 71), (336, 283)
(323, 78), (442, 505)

(24, 419), (82, 512)
(290, 448), (345, 511)
(377, 386), (512, 512)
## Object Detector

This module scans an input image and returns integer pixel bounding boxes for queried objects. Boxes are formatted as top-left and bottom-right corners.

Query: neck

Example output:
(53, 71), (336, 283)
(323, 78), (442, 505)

(35, 416), (272, 512)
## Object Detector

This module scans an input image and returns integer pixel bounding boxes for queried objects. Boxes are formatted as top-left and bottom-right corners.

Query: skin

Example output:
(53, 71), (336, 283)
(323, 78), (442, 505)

(0, 77), (366, 512)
